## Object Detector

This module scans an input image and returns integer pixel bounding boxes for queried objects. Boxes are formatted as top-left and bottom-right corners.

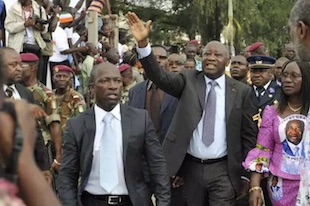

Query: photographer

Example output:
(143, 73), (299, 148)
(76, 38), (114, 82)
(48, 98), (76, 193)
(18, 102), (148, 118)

(5, 0), (48, 78)
(0, 51), (60, 206)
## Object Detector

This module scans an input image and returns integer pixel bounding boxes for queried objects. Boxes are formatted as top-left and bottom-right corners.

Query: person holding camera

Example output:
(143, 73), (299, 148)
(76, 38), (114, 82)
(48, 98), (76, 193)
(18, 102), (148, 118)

(5, 0), (48, 77)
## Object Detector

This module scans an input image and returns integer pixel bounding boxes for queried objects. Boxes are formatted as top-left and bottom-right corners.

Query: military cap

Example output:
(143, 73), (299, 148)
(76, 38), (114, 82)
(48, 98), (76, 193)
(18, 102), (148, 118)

(247, 55), (276, 69)
(247, 42), (264, 52)
(188, 39), (200, 46)
(53, 65), (74, 74)
(20, 53), (39, 62)
(118, 64), (131, 73)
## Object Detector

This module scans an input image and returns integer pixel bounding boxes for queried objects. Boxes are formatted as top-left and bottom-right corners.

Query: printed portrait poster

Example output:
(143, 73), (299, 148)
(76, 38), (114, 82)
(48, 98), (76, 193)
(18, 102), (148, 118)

(279, 114), (307, 175)
(268, 175), (283, 201)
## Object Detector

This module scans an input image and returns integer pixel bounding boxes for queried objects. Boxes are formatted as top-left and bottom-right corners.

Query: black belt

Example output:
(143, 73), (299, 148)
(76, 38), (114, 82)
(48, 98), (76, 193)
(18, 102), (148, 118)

(83, 192), (131, 205)
(186, 154), (227, 164)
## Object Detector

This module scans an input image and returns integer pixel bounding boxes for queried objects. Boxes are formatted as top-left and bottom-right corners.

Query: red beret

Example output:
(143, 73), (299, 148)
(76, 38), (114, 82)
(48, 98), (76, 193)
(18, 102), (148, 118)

(53, 65), (74, 74)
(188, 40), (200, 46)
(20, 53), (39, 62)
(247, 42), (264, 52)
(118, 64), (131, 73)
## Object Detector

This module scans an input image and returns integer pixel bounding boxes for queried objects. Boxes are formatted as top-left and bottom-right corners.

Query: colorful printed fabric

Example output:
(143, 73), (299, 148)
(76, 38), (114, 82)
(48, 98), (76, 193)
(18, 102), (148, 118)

(296, 112), (310, 206)
(0, 179), (24, 206)
(243, 105), (308, 205)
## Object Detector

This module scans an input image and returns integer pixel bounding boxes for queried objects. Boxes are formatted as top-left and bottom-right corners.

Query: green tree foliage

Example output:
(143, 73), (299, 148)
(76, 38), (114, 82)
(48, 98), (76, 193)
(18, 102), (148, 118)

(111, 0), (295, 56)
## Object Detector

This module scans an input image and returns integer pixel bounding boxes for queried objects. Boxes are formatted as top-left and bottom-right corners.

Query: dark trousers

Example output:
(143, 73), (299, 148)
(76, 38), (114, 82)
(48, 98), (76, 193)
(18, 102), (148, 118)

(81, 192), (133, 206)
(182, 157), (236, 206)
(40, 55), (49, 85)
(170, 178), (187, 206)
(49, 60), (70, 89)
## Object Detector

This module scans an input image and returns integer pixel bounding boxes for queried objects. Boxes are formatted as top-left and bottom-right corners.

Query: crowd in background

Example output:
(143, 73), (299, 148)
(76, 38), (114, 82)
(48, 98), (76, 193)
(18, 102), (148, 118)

(1, 0), (310, 206)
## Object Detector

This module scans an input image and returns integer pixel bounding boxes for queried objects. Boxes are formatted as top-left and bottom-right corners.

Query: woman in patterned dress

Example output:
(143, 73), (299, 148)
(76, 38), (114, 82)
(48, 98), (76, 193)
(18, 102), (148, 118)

(243, 60), (310, 206)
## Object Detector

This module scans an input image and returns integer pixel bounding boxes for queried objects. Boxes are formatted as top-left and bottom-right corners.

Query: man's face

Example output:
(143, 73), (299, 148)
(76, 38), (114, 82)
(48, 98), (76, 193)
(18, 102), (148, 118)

(250, 68), (272, 87)
(152, 47), (167, 67)
(93, 65), (123, 111)
(21, 63), (33, 83)
(285, 44), (296, 60)
(53, 72), (71, 89)
(230, 56), (249, 80)
(286, 120), (303, 145)
(274, 59), (288, 81)
(186, 45), (196, 59)
(3, 50), (23, 85)
(167, 54), (184, 73)
(184, 60), (195, 70)
(120, 69), (132, 87)
(281, 61), (302, 97)
(202, 41), (229, 79)
(288, 20), (310, 61)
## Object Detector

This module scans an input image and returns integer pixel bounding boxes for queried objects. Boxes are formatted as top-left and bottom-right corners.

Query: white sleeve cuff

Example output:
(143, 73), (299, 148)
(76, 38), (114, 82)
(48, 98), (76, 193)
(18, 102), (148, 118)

(136, 44), (152, 59)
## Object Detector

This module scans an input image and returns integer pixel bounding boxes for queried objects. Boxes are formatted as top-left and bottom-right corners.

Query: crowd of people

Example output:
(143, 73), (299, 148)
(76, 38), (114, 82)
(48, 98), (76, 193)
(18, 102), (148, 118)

(1, 0), (310, 206)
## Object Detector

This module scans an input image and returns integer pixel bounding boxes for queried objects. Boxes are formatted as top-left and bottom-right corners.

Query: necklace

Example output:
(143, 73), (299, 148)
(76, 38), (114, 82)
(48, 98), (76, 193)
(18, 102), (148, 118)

(288, 102), (302, 112)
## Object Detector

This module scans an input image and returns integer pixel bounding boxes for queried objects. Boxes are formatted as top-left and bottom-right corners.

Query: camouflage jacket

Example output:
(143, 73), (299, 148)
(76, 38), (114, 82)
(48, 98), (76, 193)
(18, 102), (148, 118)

(28, 82), (61, 143)
(54, 88), (86, 134)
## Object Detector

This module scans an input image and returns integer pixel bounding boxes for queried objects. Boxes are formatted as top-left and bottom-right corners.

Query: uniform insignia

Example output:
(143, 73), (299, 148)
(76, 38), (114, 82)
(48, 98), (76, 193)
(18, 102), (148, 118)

(50, 100), (57, 109)
(54, 67), (59, 72)
(256, 60), (263, 64)
(252, 108), (263, 128)
(268, 94), (273, 98)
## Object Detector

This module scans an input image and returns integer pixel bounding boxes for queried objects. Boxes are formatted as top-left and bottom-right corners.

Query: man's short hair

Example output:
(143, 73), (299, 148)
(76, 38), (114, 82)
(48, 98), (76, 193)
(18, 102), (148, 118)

(290, 0), (310, 26)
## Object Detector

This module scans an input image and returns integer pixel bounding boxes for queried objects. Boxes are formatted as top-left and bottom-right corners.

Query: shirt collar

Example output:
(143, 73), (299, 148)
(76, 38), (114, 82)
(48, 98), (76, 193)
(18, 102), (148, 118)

(204, 74), (225, 89)
(94, 103), (121, 124)
(3, 84), (16, 92)
(253, 80), (272, 91)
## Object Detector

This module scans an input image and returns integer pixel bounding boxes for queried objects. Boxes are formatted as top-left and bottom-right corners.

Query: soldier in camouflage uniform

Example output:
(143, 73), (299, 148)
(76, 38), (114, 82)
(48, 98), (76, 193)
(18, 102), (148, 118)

(20, 53), (62, 172)
(52, 65), (86, 134)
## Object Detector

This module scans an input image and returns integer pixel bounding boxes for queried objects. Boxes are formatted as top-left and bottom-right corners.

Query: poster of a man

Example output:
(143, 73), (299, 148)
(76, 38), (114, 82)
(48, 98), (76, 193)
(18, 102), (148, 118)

(282, 119), (305, 157)
(269, 175), (283, 201)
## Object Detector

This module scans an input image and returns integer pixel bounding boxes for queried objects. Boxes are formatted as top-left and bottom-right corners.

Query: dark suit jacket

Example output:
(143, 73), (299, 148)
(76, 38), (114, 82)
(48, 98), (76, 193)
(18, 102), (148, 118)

(128, 80), (178, 144)
(15, 83), (49, 171)
(251, 80), (281, 111)
(140, 53), (257, 194)
(59, 104), (171, 206)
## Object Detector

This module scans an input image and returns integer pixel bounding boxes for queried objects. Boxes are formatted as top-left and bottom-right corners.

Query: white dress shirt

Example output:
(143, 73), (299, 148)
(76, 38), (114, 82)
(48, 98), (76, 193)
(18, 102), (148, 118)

(187, 75), (227, 159)
(85, 104), (128, 195)
(3, 84), (22, 99)
(136, 44), (227, 159)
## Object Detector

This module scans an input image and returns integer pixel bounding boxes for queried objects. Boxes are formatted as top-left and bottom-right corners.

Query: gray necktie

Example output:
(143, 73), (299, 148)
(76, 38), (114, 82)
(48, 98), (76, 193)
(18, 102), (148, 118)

(100, 113), (119, 192)
(202, 81), (217, 146)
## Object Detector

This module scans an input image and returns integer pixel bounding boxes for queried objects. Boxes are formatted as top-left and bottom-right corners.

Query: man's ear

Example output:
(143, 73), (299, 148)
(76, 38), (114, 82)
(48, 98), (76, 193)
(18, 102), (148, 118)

(297, 21), (309, 40)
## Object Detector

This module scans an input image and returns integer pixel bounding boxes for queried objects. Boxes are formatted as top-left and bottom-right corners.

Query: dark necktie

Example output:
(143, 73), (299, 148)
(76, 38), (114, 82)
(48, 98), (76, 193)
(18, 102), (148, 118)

(5, 86), (14, 99)
(256, 87), (265, 101)
(202, 81), (217, 146)
(149, 84), (161, 133)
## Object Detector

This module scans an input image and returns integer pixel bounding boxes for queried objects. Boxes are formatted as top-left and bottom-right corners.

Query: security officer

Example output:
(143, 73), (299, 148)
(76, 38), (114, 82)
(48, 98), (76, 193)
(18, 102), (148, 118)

(52, 65), (86, 134)
(20, 53), (62, 172)
(247, 55), (281, 206)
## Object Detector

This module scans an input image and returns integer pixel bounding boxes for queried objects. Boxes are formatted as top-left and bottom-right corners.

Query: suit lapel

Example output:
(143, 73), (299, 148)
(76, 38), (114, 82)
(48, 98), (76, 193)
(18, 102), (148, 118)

(195, 73), (206, 110)
(225, 76), (237, 123)
(120, 104), (131, 165)
(138, 81), (148, 108)
(15, 84), (28, 99)
(251, 87), (259, 107)
(84, 108), (96, 174)
(160, 94), (173, 115)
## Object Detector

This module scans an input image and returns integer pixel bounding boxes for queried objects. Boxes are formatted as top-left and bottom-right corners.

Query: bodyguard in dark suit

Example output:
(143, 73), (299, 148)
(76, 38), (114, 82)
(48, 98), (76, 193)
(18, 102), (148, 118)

(59, 62), (170, 206)
(127, 12), (257, 206)
(1, 47), (49, 171)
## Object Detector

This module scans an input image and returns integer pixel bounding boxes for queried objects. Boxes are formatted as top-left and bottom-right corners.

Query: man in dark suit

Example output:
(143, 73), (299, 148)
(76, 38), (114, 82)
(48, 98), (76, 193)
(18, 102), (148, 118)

(59, 62), (170, 206)
(127, 12), (257, 206)
(0, 47), (50, 175)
